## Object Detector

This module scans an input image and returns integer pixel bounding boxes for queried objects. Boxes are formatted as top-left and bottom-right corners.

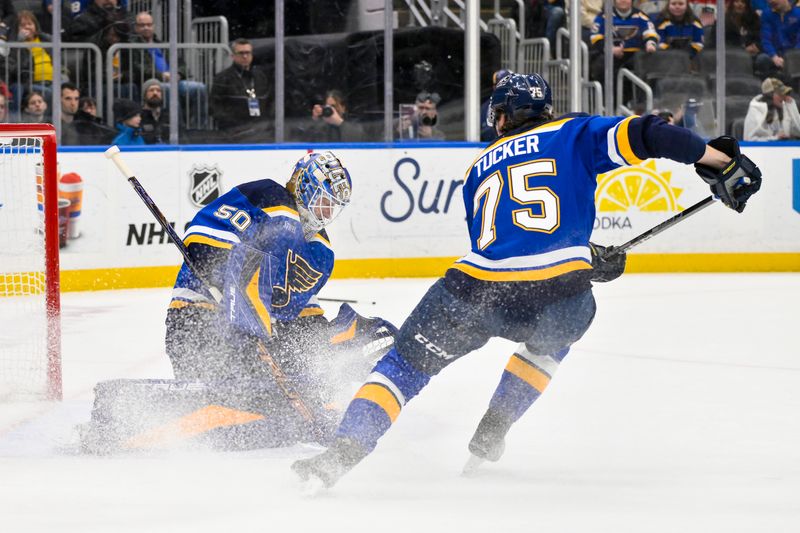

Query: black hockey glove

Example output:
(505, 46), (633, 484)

(694, 136), (762, 213)
(589, 242), (626, 283)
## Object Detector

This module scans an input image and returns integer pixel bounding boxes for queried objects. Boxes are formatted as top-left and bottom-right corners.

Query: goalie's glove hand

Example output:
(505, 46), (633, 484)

(694, 135), (762, 213)
(589, 242), (626, 283)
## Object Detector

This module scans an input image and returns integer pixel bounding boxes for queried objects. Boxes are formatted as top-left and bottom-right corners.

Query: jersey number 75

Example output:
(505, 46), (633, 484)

(474, 159), (561, 250)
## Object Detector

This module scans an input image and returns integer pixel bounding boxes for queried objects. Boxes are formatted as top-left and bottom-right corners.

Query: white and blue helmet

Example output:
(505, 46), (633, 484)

(290, 151), (352, 234)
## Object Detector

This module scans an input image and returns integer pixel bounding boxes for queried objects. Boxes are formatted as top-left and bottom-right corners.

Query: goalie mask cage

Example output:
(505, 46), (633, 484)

(0, 124), (61, 401)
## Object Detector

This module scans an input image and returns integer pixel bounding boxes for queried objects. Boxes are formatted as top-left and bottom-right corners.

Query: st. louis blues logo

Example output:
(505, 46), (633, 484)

(189, 165), (222, 207)
(272, 250), (323, 308)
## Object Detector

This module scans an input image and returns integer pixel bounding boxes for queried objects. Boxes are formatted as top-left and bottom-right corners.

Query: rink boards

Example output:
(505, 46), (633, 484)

(51, 142), (800, 291)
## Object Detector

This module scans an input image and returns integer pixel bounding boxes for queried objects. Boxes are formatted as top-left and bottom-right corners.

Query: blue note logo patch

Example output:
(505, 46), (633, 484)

(189, 165), (223, 207)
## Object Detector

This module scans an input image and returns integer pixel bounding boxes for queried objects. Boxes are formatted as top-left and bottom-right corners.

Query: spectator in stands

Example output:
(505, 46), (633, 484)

(131, 11), (207, 128)
(210, 38), (271, 138)
(139, 78), (168, 144)
(577, 0), (603, 44)
(60, 82), (79, 125)
(524, 0), (566, 49)
(111, 97), (144, 145)
(480, 69), (511, 142)
(396, 91), (446, 141)
(589, 0), (658, 86)
(66, 0), (130, 54)
(744, 77), (800, 139)
(708, 0), (762, 56)
(656, 0), (704, 57)
(79, 95), (96, 116)
(0, 0), (15, 41)
(63, 93), (116, 145)
(20, 90), (49, 122)
(13, 11), (53, 87)
(302, 89), (365, 143)
(0, 92), (8, 123)
(6, 10), (52, 113)
(130, 12), (168, 80)
(41, 0), (131, 31)
(755, 0), (800, 79)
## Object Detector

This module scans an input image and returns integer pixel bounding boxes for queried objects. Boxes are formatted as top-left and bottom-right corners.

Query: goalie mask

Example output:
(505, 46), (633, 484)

(290, 151), (352, 235)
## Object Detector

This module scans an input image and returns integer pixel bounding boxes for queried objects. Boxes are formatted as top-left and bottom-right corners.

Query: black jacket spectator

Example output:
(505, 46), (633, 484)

(66, 0), (130, 53)
(210, 40), (272, 135)
(708, 0), (761, 53)
(62, 108), (116, 145)
(0, 0), (15, 32)
(140, 107), (168, 143)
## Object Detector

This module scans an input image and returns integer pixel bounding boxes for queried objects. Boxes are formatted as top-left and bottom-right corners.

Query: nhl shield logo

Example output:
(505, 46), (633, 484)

(189, 165), (222, 207)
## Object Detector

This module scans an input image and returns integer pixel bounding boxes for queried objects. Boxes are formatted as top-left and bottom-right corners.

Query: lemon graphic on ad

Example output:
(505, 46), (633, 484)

(595, 160), (683, 212)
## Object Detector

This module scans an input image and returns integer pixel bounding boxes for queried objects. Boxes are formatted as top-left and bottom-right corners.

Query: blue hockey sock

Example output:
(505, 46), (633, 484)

(336, 347), (431, 452)
(487, 347), (568, 423)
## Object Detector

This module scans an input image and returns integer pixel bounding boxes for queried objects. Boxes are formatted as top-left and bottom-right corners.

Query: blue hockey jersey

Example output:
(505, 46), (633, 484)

(591, 8), (659, 52)
(656, 17), (704, 54)
(450, 114), (652, 282)
(169, 179), (334, 338)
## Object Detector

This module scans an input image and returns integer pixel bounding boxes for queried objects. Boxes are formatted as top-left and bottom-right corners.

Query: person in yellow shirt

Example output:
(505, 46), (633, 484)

(8, 10), (53, 118)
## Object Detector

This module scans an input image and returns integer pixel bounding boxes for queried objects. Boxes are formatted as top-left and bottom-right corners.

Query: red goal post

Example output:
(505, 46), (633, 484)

(0, 124), (61, 401)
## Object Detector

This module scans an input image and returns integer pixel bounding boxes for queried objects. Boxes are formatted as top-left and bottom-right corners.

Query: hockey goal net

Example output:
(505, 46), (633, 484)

(0, 124), (61, 401)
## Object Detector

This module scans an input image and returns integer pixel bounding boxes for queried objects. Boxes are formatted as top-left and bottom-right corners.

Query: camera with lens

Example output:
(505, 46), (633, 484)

(419, 114), (437, 127)
(322, 105), (334, 118)
(0, 22), (9, 42)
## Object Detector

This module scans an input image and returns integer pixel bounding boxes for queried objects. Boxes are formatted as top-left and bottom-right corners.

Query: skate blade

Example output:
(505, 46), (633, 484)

(461, 454), (486, 477)
(299, 474), (327, 497)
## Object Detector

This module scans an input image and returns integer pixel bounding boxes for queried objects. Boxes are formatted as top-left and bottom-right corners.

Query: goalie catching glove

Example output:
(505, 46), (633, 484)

(589, 242), (626, 283)
(694, 136), (762, 213)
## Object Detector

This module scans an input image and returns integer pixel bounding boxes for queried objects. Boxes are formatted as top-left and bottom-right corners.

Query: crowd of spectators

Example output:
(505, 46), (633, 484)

(2, 0), (800, 143)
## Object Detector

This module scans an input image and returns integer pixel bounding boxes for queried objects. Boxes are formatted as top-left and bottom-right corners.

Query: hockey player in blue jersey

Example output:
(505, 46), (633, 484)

(291, 73), (762, 487)
(80, 151), (398, 453)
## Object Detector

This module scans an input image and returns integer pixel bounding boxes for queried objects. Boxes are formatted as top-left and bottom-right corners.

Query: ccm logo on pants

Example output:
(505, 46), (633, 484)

(414, 333), (455, 360)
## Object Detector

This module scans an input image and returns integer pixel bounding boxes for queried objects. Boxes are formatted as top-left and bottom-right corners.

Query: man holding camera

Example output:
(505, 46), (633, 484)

(307, 89), (365, 142)
(397, 91), (446, 141)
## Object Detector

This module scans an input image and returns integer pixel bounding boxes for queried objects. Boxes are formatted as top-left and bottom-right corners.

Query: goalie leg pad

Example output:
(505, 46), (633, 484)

(79, 378), (323, 454)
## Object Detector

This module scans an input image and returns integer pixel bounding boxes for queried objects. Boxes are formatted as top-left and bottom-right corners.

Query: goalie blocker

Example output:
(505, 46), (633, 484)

(80, 304), (397, 454)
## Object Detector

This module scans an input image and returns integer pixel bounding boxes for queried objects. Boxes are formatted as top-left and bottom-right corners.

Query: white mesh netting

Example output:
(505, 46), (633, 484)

(0, 137), (51, 399)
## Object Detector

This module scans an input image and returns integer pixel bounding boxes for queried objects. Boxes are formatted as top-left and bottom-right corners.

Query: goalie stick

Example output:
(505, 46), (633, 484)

(103, 145), (321, 435)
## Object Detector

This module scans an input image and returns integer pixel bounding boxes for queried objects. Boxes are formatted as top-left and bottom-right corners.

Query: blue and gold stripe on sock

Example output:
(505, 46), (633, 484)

(353, 382), (402, 422)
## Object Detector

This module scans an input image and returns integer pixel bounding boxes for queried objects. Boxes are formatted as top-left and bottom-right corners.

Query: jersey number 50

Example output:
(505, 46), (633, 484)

(213, 204), (252, 231)
(474, 159), (560, 250)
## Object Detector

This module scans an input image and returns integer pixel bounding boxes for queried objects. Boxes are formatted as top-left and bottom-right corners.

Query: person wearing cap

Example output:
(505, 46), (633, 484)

(140, 78), (169, 144)
(480, 69), (512, 142)
(744, 77), (800, 140)
(111, 97), (145, 146)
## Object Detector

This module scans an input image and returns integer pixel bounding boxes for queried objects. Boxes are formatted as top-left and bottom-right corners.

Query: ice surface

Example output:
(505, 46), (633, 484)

(1, 275), (799, 532)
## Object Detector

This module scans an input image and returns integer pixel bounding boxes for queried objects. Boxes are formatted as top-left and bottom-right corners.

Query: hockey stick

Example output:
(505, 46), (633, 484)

(103, 146), (321, 433)
(601, 195), (716, 259)
(318, 297), (377, 305)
